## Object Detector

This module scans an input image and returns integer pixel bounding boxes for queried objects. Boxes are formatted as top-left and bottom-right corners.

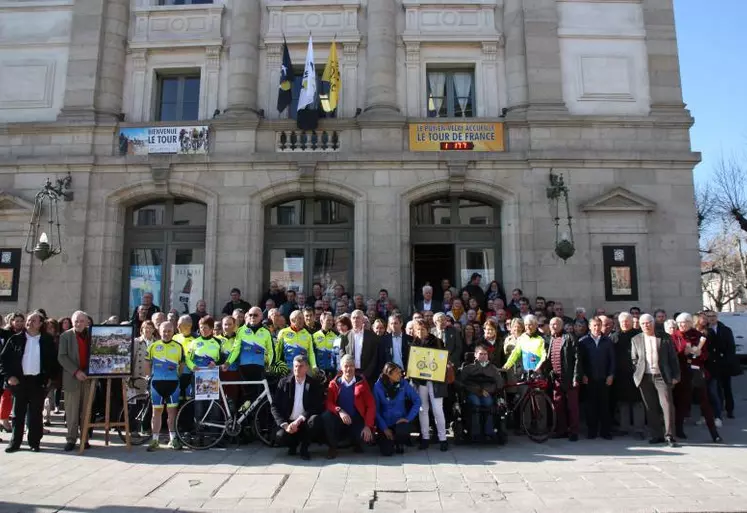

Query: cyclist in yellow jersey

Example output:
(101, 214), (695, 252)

(185, 316), (223, 372)
(173, 315), (194, 399)
(228, 308), (274, 405)
(313, 312), (339, 378)
(218, 316), (241, 406)
(145, 321), (184, 451)
(275, 310), (316, 371)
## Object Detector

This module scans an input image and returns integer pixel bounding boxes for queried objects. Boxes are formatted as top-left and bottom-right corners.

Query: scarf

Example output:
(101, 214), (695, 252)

(383, 379), (401, 399)
(451, 305), (464, 321)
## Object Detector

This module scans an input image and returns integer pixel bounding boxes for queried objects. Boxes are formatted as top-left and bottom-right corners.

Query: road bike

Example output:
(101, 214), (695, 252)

(117, 376), (152, 446)
(175, 379), (277, 450)
(501, 370), (555, 443)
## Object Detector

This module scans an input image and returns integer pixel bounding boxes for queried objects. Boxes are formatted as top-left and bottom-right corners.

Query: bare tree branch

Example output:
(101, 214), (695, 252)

(712, 155), (747, 233)
(695, 182), (715, 234)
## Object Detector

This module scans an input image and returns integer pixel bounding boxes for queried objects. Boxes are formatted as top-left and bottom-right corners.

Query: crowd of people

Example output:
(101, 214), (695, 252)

(0, 276), (741, 459)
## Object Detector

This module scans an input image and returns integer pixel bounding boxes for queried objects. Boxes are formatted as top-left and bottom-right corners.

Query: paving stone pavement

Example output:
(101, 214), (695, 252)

(1, 375), (747, 513)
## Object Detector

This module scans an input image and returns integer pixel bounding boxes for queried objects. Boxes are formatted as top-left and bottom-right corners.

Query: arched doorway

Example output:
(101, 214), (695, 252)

(123, 198), (207, 319)
(411, 195), (501, 301)
(264, 196), (354, 297)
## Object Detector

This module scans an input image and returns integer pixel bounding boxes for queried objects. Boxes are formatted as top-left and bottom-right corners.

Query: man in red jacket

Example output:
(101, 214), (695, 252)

(323, 354), (375, 459)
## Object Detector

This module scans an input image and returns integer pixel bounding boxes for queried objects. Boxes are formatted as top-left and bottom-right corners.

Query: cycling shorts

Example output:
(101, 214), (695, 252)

(152, 380), (180, 408)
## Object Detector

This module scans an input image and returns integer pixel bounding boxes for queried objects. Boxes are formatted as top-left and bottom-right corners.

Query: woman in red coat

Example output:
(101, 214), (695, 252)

(673, 313), (722, 442)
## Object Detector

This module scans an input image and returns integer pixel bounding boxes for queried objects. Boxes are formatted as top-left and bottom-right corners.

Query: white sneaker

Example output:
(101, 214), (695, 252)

(695, 417), (705, 426)
(715, 418), (723, 428)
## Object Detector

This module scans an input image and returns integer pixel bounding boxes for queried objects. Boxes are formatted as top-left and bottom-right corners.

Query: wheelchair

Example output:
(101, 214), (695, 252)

(450, 386), (508, 445)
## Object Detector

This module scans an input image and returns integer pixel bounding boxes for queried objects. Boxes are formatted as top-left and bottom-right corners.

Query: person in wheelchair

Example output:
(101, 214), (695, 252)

(456, 345), (505, 443)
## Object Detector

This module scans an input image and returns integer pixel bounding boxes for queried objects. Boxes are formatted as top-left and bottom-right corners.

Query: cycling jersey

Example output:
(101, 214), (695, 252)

(146, 339), (183, 381)
(185, 336), (222, 371)
(504, 333), (546, 372)
(219, 332), (240, 372)
(313, 329), (339, 372)
(231, 324), (274, 368)
(275, 327), (316, 369)
(173, 333), (195, 374)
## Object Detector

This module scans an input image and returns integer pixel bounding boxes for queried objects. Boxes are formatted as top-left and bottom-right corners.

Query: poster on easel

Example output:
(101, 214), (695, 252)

(87, 325), (135, 377)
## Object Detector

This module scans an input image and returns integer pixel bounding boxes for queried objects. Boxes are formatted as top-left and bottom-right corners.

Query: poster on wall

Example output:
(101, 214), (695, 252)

(0, 249), (21, 302)
(87, 325), (134, 377)
(170, 264), (204, 315)
(603, 246), (638, 301)
(118, 126), (210, 156)
(129, 265), (162, 317)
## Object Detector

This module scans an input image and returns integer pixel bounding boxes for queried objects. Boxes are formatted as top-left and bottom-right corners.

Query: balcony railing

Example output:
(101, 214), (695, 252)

(276, 129), (340, 152)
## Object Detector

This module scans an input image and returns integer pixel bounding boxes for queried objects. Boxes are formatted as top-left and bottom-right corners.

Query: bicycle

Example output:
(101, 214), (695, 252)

(500, 370), (555, 443)
(117, 376), (152, 446)
(175, 379), (277, 450)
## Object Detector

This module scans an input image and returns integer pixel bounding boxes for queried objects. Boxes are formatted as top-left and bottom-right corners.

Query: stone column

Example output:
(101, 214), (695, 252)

(521, 0), (567, 114)
(342, 43), (360, 118)
(129, 50), (147, 122)
(224, 0), (261, 117)
(503, 0), (528, 112)
(642, 0), (686, 115)
(58, 0), (128, 122)
(204, 47), (221, 119)
(404, 42), (420, 117)
(361, 0), (400, 118)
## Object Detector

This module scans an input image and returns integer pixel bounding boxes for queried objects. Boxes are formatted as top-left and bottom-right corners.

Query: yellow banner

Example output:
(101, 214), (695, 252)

(406, 346), (449, 382)
(409, 122), (505, 152)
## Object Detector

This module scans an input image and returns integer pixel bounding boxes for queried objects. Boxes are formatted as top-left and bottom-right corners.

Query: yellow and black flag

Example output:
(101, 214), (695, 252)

(277, 39), (294, 113)
(320, 40), (340, 113)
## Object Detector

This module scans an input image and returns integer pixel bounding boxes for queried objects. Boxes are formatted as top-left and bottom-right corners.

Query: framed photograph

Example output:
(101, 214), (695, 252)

(603, 246), (639, 301)
(194, 369), (220, 401)
(88, 325), (135, 377)
(0, 248), (21, 302)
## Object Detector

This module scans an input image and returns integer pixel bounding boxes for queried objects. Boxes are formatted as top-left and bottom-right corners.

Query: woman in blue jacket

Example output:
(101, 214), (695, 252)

(373, 362), (421, 456)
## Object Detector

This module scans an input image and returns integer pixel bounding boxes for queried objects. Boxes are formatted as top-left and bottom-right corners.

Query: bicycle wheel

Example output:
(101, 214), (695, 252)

(176, 399), (228, 450)
(118, 394), (152, 446)
(520, 390), (555, 443)
(252, 399), (278, 447)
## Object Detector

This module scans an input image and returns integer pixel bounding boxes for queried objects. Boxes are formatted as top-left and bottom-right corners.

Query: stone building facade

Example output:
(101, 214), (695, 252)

(0, 0), (701, 320)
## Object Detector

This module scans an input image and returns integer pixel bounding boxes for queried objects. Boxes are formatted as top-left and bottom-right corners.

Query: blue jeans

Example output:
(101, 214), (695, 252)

(707, 378), (722, 420)
(466, 393), (495, 439)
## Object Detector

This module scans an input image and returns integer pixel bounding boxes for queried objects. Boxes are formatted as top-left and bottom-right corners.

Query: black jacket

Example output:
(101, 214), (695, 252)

(433, 326), (463, 366)
(130, 304), (160, 324)
(377, 332), (412, 375)
(711, 322), (741, 377)
(545, 333), (583, 391)
(0, 331), (58, 386)
(271, 374), (325, 426)
(221, 299), (252, 316)
(579, 334), (615, 382)
(611, 329), (642, 402)
(409, 334), (448, 398)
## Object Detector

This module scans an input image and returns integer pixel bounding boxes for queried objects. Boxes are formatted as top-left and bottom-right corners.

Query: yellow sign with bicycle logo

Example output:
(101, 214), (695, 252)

(407, 346), (449, 382)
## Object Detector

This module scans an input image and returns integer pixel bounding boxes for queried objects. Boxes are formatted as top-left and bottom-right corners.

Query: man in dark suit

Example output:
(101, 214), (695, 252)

(378, 314), (411, 375)
(340, 310), (379, 383)
(414, 285), (442, 314)
(632, 314), (680, 447)
(706, 311), (738, 418)
(545, 317), (583, 441)
(271, 355), (324, 460)
(432, 312), (462, 366)
(0, 311), (58, 453)
(579, 316), (615, 439)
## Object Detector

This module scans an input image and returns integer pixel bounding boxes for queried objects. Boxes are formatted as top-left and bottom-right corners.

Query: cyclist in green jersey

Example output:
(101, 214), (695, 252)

(173, 315), (194, 399)
(313, 312), (339, 379)
(218, 316), (241, 406)
(275, 310), (317, 372)
(145, 321), (184, 451)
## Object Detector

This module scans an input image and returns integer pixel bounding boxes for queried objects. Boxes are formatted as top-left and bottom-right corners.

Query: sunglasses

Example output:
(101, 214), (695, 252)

(247, 313), (261, 317)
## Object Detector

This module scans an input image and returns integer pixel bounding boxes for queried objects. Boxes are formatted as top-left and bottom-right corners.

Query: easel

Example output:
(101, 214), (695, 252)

(79, 377), (131, 454)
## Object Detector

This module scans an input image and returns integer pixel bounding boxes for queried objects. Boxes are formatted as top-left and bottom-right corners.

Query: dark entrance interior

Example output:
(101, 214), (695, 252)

(412, 244), (454, 301)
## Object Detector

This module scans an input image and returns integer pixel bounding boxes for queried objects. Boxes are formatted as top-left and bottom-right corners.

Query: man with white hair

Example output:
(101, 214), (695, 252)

(503, 315), (546, 373)
(339, 310), (379, 383)
(631, 313), (680, 447)
(57, 311), (92, 452)
(611, 312), (644, 439)
(415, 285), (441, 313)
